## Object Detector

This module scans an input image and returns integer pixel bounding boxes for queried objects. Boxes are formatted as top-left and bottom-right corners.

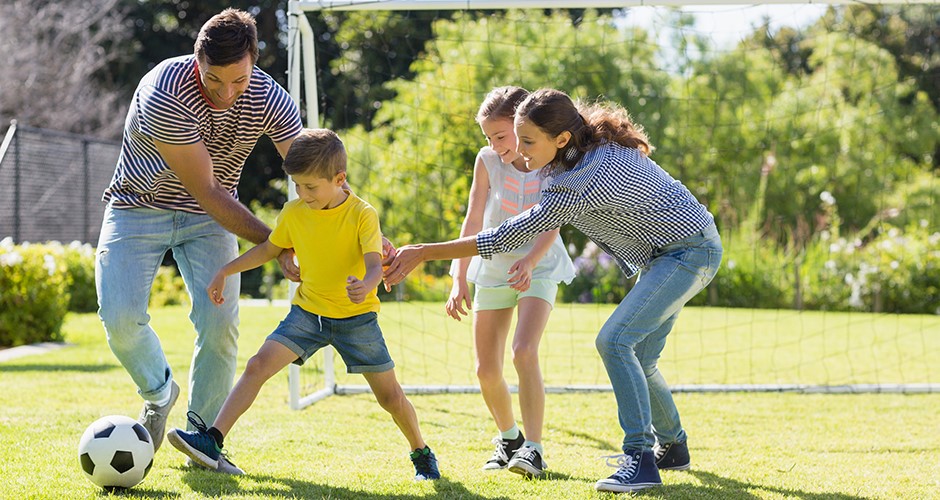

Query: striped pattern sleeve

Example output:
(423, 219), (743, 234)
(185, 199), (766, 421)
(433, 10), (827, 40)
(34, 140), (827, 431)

(137, 85), (201, 145)
(263, 82), (303, 144)
(476, 183), (584, 259)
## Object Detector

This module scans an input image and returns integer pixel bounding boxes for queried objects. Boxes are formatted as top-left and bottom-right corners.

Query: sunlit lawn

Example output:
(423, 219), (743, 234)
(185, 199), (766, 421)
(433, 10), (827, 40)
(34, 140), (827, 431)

(0, 304), (937, 499)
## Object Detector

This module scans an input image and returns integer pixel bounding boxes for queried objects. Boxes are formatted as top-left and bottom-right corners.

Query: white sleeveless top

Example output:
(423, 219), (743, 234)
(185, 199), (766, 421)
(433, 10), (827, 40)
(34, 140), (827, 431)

(452, 147), (575, 287)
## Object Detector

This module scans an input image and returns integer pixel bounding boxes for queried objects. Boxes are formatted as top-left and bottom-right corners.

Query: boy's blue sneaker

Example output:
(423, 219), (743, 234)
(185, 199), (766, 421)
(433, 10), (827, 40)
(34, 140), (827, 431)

(166, 411), (221, 470)
(594, 449), (662, 493)
(410, 446), (441, 481)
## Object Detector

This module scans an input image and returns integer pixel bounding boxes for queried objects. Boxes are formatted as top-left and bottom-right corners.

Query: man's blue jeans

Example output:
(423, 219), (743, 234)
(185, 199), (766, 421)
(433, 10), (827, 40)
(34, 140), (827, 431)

(95, 204), (240, 427)
(595, 223), (722, 452)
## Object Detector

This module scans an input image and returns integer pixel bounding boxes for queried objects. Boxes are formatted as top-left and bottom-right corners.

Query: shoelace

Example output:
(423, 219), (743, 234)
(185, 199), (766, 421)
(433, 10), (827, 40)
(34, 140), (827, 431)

(186, 410), (210, 433)
(653, 443), (670, 461)
(489, 437), (511, 463)
(601, 453), (638, 480)
(514, 445), (538, 462)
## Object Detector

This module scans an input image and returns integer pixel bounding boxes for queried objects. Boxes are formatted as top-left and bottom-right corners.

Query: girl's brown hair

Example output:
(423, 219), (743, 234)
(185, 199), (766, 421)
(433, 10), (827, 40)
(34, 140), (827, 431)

(476, 86), (529, 123)
(515, 88), (652, 175)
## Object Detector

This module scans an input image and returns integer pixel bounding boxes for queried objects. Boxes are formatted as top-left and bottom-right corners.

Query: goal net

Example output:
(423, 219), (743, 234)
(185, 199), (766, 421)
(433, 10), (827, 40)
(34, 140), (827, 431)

(283, 0), (940, 409)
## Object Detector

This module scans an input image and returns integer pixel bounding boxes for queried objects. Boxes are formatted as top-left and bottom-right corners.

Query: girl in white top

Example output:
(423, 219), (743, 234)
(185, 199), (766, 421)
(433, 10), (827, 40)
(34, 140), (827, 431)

(447, 86), (575, 478)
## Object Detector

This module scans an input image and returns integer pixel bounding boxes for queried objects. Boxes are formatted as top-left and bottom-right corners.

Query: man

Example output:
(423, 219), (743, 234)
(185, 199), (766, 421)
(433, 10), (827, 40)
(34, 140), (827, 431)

(96, 8), (302, 474)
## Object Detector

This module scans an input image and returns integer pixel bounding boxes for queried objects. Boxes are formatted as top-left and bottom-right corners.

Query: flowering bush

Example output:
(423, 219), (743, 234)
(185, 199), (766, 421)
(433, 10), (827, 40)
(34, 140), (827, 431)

(0, 238), (70, 346)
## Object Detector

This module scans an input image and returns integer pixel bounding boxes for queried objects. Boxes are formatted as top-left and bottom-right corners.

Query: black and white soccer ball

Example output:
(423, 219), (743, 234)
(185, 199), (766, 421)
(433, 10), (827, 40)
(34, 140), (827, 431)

(78, 415), (154, 490)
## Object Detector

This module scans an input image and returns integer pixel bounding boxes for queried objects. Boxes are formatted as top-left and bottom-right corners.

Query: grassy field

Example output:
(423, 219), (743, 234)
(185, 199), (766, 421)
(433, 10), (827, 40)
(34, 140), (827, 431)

(0, 304), (938, 499)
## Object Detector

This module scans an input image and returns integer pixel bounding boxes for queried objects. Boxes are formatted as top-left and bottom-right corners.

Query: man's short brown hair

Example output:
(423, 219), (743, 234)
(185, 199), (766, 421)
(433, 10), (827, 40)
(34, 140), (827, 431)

(194, 8), (259, 66)
(282, 129), (347, 179)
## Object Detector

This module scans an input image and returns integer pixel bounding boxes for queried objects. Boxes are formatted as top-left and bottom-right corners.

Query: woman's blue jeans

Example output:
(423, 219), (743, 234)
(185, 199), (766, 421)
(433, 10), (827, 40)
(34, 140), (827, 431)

(95, 205), (240, 427)
(595, 223), (722, 452)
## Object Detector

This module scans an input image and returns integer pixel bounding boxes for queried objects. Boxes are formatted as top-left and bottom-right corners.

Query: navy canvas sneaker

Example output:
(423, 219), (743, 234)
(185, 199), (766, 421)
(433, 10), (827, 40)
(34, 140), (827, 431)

(594, 449), (662, 493)
(410, 446), (441, 481)
(654, 440), (691, 470)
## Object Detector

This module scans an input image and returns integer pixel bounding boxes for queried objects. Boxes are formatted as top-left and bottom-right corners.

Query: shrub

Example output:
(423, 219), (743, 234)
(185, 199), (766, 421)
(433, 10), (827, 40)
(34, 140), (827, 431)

(62, 241), (98, 312)
(149, 265), (190, 308)
(0, 239), (71, 346)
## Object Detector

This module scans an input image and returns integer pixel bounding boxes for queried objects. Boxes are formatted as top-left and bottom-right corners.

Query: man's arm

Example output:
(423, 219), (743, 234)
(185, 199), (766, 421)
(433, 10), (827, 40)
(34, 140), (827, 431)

(154, 139), (271, 244)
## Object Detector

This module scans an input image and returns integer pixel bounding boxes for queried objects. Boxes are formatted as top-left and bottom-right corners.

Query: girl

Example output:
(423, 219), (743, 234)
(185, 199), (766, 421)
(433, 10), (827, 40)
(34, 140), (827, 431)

(385, 88), (722, 493)
(447, 86), (575, 478)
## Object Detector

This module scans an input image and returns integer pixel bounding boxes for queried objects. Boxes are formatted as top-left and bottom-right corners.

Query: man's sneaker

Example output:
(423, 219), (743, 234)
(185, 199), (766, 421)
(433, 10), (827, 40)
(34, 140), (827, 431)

(185, 456), (245, 476)
(654, 440), (691, 470)
(166, 411), (221, 470)
(138, 380), (180, 452)
(507, 445), (547, 478)
(594, 449), (662, 493)
(410, 446), (441, 481)
(483, 433), (526, 470)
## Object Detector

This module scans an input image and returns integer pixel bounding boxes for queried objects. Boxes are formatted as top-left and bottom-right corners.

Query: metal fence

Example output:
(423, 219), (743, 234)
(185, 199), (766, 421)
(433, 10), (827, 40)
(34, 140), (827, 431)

(0, 121), (119, 244)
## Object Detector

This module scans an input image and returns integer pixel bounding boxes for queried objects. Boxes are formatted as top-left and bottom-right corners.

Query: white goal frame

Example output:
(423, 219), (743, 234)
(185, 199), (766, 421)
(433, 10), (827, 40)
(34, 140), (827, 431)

(284, 0), (939, 409)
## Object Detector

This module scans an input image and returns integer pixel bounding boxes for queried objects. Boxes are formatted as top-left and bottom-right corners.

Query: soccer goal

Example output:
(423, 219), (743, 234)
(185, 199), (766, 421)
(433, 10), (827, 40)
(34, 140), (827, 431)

(283, 0), (940, 409)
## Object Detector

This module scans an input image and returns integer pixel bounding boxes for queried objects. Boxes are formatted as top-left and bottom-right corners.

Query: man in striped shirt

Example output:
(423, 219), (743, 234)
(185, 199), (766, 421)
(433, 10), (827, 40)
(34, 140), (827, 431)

(95, 9), (302, 474)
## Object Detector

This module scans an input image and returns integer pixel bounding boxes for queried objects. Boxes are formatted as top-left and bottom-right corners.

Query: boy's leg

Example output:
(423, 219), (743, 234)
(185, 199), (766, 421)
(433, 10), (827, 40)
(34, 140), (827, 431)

(362, 369), (425, 451)
(512, 297), (552, 444)
(472, 308), (515, 432)
(213, 339), (298, 436)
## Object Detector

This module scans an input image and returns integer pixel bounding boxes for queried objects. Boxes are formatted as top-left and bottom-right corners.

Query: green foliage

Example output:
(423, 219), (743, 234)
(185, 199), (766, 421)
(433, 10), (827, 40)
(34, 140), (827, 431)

(0, 239), (70, 346)
(61, 242), (98, 313)
(149, 265), (190, 308)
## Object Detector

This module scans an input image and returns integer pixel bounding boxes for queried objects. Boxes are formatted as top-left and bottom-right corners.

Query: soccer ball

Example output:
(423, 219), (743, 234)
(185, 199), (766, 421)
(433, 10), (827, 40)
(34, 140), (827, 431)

(78, 415), (154, 490)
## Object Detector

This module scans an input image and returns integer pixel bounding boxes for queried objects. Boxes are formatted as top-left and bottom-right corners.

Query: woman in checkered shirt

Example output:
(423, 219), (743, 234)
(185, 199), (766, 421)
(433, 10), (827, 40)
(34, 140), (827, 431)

(385, 88), (722, 493)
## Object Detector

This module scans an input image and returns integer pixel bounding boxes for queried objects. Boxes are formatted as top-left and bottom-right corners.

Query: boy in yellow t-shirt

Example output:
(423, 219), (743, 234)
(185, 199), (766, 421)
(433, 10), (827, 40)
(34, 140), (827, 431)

(166, 128), (440, 481)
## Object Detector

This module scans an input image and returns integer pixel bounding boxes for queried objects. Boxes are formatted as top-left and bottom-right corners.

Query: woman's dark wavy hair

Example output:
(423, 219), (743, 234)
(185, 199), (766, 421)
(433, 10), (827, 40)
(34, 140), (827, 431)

(194, 8), (259, 66)
(515, 88), (652, 175)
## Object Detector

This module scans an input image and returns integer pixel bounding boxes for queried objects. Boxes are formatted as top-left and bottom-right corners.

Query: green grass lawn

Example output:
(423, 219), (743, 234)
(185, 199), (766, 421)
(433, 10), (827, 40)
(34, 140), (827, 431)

(0, 304), (938, 499)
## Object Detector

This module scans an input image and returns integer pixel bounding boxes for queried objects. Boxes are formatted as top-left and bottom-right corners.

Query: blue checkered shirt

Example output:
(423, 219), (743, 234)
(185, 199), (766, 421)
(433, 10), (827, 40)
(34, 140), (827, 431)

(476, 142), (714, 277)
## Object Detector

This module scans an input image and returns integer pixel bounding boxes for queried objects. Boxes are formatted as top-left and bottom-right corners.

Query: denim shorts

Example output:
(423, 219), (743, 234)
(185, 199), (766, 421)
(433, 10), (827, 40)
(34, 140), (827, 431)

(268, 305), (394, 373)
(473, 278), (559, 311)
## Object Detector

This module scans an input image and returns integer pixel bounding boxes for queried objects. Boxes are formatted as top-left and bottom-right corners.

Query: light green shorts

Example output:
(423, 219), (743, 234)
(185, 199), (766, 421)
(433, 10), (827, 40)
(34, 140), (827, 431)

(473, 279), (559, 311)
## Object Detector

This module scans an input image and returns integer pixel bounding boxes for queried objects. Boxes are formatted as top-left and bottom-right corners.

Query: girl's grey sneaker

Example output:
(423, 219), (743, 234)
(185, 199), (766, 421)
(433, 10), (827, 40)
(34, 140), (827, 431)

(595, 449), (662, 493)
(507, 445), (547, 478)
(138, 380), (179, 452)
(410, 446), (441, 480)
(483, 433), (525, 470)
(166, 411), (221, 470)
(654, 440), (691, 470)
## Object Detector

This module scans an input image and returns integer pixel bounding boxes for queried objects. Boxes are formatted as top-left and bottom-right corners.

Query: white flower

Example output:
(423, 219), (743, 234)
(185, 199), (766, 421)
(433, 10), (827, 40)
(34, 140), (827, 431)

(0, 237), (13, 251)
(726, 259), (736, 270)
(44, 254), (57, 276)
(820, 191), (836, 205)
(890, 261), (899, 270)
(0, 252), (23, 267)
(825, 260), (837, 271)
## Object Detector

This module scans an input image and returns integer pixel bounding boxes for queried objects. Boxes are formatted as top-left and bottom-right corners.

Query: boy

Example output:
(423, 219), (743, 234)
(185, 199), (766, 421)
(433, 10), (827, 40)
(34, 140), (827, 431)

(166, 128), (440, 481)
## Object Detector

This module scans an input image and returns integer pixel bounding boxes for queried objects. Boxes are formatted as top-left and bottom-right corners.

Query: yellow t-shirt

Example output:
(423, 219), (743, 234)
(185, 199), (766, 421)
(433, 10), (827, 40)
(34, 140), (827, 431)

(269, 192), (383, 318)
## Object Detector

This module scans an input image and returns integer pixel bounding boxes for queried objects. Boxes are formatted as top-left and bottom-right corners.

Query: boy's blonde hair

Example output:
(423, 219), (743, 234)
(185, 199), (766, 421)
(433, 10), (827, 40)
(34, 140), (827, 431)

(282, 128), (347, 179)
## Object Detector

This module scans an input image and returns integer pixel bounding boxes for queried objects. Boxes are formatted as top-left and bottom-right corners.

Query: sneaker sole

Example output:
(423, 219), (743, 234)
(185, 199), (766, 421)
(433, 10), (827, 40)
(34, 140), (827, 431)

(659, 463), (691, 471)
(594, 480), (661, 492)
(166, 429), (219, 470)
(482, 463), (508, 470)
(507, 462), (543, 478)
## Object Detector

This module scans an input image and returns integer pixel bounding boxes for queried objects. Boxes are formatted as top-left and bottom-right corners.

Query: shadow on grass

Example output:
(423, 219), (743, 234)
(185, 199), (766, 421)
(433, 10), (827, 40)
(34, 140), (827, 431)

(93, 486), (181, 498)
(663, 469), (870, 499)
(0, 362), (118, 372)
(180, 468), (512, 499)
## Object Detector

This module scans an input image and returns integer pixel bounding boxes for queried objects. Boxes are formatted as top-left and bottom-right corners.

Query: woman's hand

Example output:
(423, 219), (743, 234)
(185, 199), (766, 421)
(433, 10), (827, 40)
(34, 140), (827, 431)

(383, 244), (425, 286)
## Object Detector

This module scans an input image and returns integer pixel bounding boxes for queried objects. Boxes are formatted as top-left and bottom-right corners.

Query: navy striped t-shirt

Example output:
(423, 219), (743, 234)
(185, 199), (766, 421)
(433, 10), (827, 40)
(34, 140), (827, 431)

(102, 55), (303, 213)
(477, 142), (714, 277)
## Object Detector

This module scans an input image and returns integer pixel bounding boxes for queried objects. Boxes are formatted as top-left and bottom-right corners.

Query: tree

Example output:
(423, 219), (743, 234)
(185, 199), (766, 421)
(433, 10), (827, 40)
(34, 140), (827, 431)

(0, 0), (133, 138)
